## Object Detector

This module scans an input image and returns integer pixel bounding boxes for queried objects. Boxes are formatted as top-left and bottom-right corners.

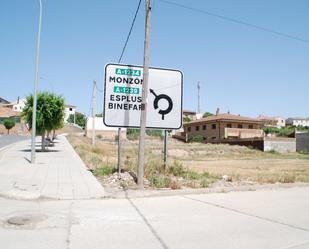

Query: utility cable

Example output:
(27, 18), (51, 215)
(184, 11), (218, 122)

(160, 0), (309, 44)
(118, 0), (142, 63)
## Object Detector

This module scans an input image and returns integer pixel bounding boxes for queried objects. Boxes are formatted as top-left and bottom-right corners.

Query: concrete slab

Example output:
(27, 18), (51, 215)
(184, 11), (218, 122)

(0, 187), (309, 249)
(0, 135), (105, 200)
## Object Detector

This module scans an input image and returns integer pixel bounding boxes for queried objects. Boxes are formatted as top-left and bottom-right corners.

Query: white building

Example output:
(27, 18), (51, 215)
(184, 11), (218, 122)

(86, 117), (126, 140)
(6, 98), (27, 112)
(64, 104), (76, 123)
(257, 116), (286, 128)
(286, 118), (309, 127)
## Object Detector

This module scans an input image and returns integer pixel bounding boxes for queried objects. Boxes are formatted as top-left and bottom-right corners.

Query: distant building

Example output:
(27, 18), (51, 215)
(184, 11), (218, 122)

(11, 98), (26, 112)
(86, 117), (126, 140)
(182, 113), (264, 142)
(0, 97), (10, 105)
(286, 117), (309, 127)
(257, 115), (285, 128)
(64, 104), (76, 123)
(0, 106), (29, 135)
(183, 109), (202, 121)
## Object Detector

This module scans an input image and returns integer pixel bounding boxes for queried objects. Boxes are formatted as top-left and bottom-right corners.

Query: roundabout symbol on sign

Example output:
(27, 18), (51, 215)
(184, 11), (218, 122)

(150, 89), (173, 120)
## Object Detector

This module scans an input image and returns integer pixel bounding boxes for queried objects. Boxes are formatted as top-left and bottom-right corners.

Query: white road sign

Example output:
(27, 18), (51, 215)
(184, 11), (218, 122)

(103, 63), (183, 129)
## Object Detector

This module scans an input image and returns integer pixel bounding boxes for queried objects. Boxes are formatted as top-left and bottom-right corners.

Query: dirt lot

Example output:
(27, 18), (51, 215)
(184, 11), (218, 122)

(67, 134), (309, 188)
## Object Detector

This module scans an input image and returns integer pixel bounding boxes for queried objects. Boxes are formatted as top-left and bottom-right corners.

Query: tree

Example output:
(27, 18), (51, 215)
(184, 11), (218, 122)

(203, 112), (213, 118)
(22, 92), (65, 151)
(67, 112), (86, 128)
(3, 119), (15, 134)
(183, 116), (192, 123)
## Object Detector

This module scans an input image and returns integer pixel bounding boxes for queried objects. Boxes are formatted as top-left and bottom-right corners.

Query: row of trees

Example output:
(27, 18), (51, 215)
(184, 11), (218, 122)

(67, 112), (86, 128)
(22, 92), (65, 151)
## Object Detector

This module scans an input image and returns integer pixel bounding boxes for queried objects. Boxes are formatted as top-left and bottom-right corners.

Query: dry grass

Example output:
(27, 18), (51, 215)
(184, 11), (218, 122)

(67, 134), (309, 187)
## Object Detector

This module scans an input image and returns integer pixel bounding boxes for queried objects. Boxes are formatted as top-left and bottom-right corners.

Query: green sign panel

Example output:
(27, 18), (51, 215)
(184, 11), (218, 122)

(113, 86), (140, 95)
(115, 68), (141, 77)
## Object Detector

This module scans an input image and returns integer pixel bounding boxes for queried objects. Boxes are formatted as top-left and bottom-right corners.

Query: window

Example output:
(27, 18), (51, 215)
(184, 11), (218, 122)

(212, 137), (216, 140)
(212, 124), (216, 129)
(249, 125), (253, 129)
(203, 125), (206, 130)
(188, 127), (191, 132)
(227, 124), (232, 128)
(69, 108), (73, 111)
(196, 126), (199, 131)
(238, 124), (243, 128)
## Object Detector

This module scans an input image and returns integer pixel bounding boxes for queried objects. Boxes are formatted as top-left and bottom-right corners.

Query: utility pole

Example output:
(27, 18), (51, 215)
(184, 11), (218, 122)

(197, 81), (201, 113)
(137, 0), (151, 188)
(92, 80), (96, 146)
(31, 0), (43, 164)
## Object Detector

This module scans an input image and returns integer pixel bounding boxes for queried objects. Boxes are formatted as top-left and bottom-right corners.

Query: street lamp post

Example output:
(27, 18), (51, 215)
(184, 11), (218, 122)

(31, 0), (43, 164)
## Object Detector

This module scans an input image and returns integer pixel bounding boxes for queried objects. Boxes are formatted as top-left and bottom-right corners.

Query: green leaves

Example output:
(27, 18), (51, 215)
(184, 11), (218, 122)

(3, 119), (15, 134)
(22, 92), (65, 136)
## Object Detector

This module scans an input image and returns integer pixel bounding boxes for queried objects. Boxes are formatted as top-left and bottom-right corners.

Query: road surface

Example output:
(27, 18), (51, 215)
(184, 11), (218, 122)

(0, 135), (29, 149)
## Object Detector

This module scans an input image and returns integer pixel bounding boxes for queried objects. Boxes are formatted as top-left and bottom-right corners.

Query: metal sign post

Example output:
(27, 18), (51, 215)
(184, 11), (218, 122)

(163, 130), (168, 166)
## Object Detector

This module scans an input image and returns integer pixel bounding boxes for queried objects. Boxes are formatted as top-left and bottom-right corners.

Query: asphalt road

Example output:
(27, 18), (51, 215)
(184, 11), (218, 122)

(0, 187), (309, 249)
(0, 135), (29, 149)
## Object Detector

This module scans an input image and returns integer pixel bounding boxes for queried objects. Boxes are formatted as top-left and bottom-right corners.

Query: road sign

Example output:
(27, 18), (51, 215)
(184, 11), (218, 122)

(104, 63), (183, 129)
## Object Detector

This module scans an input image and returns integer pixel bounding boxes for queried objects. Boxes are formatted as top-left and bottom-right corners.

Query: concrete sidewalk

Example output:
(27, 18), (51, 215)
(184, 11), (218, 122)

(0, 135), (105, 200)
(0, 187), (309, 249)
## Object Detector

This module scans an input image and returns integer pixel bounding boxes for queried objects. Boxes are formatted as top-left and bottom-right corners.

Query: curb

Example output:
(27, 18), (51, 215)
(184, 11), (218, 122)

(104, 182), (309, 199)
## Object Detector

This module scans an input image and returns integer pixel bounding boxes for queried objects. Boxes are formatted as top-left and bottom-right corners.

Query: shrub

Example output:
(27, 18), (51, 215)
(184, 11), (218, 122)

(168, 161), (185, 176)
(200, 178), (209, 188)
(3, 119), (15, 134)
(93, 166), (114, 176)
(201, 171), (209, 178)
(186, 171), (201, 180)
(127, 128), (140, 140)
(146, 129), (163, 137)
(183, 116), (192, 123)
(188, 135), (205, 143)
(149, 175), (172, 188)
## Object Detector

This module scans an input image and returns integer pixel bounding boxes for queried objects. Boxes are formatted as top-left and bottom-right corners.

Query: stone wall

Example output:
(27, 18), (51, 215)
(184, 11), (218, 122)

(264, 138), (296, 153)
(296, 133), (309, 152)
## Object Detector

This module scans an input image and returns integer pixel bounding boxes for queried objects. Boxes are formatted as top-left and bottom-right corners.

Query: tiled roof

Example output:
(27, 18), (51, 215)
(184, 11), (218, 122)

(257, 116), (283, 121)
(183, 109), (196, 115)
(183, 113), (262, 126)
(0, 107), (20, 118)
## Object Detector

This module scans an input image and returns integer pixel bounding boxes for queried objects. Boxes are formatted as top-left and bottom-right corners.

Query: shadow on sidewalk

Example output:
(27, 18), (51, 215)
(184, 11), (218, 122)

(20, 149), (60, 153)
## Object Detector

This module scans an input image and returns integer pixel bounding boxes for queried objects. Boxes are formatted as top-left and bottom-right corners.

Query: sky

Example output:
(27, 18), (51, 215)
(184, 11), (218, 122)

(1, 0), (308, 118)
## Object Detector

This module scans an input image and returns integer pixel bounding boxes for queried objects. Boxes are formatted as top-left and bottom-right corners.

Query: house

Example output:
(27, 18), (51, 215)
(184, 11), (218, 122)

(257, 115), (285, 128)
(0, 106), (29, 135)
(10, 98), (26, 112)
(286, 117), (309, 127)
(86, 117), (126, 140)
(0, 97), (10, 105)
(64, 104), (76, 123)
(183, 110), (202, 121)
(0, 107), (20, 124)
(183, 113), (264, 142)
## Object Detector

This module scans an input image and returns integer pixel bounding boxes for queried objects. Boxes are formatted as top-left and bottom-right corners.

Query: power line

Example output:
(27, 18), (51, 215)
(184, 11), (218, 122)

(118, 0), (142, 63)
(160, 0), (309, 44)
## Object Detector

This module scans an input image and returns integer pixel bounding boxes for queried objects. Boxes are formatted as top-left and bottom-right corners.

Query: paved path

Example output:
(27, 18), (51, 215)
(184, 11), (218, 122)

(0, 135), (29, 149)
(0, 135), (105, 200)
(0, 187), (309, 249)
